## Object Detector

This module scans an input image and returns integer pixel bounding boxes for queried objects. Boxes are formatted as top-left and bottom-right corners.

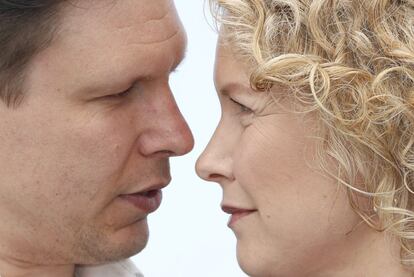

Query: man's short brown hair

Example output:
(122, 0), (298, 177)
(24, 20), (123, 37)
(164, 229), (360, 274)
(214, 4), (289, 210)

(0, 0), (64, 107)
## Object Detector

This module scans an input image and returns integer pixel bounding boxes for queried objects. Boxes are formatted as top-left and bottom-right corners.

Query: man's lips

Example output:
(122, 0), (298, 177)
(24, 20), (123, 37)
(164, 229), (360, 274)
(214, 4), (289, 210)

(119, 178), (170, 213)
(221, 205), (257, 227)
(120, 189), (163, 213)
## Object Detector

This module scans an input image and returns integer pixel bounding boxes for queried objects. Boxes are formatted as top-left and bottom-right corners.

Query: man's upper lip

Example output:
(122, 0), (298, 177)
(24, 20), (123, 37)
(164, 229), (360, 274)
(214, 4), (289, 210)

(221, 205), (257, 214)
(124, 178), (171, 195)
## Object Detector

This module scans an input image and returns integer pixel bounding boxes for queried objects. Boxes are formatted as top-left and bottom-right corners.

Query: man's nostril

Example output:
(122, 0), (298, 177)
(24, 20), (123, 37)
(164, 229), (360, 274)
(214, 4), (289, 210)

(156, 150), (175, 157)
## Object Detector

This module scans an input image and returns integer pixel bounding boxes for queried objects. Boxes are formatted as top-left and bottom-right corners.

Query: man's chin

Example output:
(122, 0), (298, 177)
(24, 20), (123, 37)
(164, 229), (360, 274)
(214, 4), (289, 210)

(76, 218), (149, 264)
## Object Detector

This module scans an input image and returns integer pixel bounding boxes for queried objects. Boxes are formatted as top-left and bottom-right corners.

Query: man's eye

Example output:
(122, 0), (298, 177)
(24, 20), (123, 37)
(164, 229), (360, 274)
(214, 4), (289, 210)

(105, 87), (132, 99)
(230, 98), (252, 113)
(111, 88), (131, 98)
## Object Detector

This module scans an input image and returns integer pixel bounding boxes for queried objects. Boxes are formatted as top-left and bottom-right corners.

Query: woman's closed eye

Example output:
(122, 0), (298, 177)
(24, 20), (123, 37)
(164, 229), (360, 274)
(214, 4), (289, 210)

(230, 98), (253, 114)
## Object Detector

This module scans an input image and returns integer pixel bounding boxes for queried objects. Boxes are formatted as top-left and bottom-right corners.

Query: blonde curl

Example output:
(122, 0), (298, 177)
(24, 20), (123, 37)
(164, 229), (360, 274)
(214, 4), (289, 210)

(210, 0), (414, 268)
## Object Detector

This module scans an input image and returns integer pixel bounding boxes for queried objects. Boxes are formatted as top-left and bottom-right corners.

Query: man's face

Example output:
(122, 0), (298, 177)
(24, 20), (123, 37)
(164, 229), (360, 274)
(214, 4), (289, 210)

(0, 0), (193, 265)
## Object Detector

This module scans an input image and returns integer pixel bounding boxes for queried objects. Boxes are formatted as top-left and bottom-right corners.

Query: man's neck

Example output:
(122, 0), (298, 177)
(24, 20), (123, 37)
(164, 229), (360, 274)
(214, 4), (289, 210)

(0, 254), (75, 277)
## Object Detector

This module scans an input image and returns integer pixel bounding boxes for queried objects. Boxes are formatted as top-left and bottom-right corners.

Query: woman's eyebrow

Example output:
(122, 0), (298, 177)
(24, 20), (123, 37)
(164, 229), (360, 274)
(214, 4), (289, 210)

(218, 82), (251, 96)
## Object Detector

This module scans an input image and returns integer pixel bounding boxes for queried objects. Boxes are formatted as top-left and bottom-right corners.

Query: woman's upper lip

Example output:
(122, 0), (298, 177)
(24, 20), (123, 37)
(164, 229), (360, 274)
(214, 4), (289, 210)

(221, 205), (257, 214)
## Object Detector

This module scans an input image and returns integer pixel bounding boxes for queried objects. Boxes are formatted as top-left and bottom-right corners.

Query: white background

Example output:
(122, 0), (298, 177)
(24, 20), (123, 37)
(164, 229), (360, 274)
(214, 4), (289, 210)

(132, 1), (248, 276)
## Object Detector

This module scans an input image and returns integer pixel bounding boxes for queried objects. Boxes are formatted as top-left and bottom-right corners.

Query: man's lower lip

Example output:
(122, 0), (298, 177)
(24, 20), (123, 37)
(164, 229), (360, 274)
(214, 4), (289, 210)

(120, 190), (162, 213)
(228, 211), (256, 227)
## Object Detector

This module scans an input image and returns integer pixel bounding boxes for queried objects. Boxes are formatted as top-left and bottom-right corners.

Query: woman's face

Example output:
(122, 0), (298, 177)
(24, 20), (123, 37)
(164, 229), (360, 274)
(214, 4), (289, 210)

(196, 42), (364, 276)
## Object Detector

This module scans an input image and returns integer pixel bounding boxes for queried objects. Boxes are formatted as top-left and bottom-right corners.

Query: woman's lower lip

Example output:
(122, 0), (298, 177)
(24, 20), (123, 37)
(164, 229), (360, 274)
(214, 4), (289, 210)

(120, 190), (162, 213)
(228, 211), (256, 227)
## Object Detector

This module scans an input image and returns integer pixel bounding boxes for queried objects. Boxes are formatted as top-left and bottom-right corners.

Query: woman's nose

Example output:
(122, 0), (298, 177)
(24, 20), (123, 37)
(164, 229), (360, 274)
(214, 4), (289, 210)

(195, 125), (234, 183)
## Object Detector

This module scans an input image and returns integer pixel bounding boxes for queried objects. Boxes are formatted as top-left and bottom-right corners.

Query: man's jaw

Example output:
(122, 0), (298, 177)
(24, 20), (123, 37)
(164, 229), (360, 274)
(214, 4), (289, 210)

(0, 252), (76, 277)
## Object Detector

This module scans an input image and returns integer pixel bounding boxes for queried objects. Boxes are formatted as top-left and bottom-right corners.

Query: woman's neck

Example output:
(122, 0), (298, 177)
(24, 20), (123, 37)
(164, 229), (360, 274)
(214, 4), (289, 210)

(319, 224), (412, 277)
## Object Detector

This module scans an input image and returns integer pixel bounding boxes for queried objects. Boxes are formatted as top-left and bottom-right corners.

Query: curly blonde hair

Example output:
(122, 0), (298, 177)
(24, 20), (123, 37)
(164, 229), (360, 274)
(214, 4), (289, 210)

(210, 0), (414, 268)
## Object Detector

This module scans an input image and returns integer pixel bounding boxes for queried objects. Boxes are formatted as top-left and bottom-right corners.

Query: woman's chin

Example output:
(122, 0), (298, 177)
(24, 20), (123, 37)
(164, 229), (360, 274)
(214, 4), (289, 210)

(236, 240), (273, 277)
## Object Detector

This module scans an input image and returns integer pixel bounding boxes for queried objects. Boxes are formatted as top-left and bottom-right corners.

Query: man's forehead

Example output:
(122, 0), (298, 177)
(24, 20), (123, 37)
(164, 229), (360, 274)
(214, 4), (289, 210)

(63, 0), (173, 19)
(26, 0), (186, 100)
(59, 0), (180, 45)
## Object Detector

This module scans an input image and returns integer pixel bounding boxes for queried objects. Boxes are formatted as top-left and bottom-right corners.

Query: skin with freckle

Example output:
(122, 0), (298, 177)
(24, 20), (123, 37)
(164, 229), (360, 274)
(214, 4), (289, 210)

(0, 0), (193, 276)
(197, 0), (414, 275)
(197, 44), (371, 277)
(197, 30), (414, 276)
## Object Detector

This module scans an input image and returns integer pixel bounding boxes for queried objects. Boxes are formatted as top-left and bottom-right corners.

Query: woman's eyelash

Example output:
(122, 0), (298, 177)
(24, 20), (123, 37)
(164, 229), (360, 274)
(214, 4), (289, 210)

(230, 98), (252, 113)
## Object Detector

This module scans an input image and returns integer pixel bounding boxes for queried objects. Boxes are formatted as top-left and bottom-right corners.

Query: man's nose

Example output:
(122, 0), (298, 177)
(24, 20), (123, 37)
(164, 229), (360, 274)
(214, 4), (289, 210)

(138, 91), (194, 158)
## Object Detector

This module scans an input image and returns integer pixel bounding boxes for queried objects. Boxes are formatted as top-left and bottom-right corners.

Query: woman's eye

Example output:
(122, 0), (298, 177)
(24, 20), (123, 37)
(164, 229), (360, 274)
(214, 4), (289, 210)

(230, 98), (252, 113)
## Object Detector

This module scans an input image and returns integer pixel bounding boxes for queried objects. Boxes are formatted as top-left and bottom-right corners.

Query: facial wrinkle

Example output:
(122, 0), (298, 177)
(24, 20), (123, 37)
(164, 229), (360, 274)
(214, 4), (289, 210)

(125, 29), (181, 47)
(119, 12), (183, 46)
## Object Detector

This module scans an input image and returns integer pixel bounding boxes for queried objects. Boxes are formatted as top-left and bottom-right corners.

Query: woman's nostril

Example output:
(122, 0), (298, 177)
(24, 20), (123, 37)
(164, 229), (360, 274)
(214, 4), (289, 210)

(195, 161), (212, 181)
(209, 173), (223, 180)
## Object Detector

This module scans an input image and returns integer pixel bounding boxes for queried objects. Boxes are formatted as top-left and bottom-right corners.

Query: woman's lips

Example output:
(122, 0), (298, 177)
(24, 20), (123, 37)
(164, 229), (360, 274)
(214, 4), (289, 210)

(222, 205), (257, 227)
(227, 211), (256, 226)
(120, 189), (163, 213)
